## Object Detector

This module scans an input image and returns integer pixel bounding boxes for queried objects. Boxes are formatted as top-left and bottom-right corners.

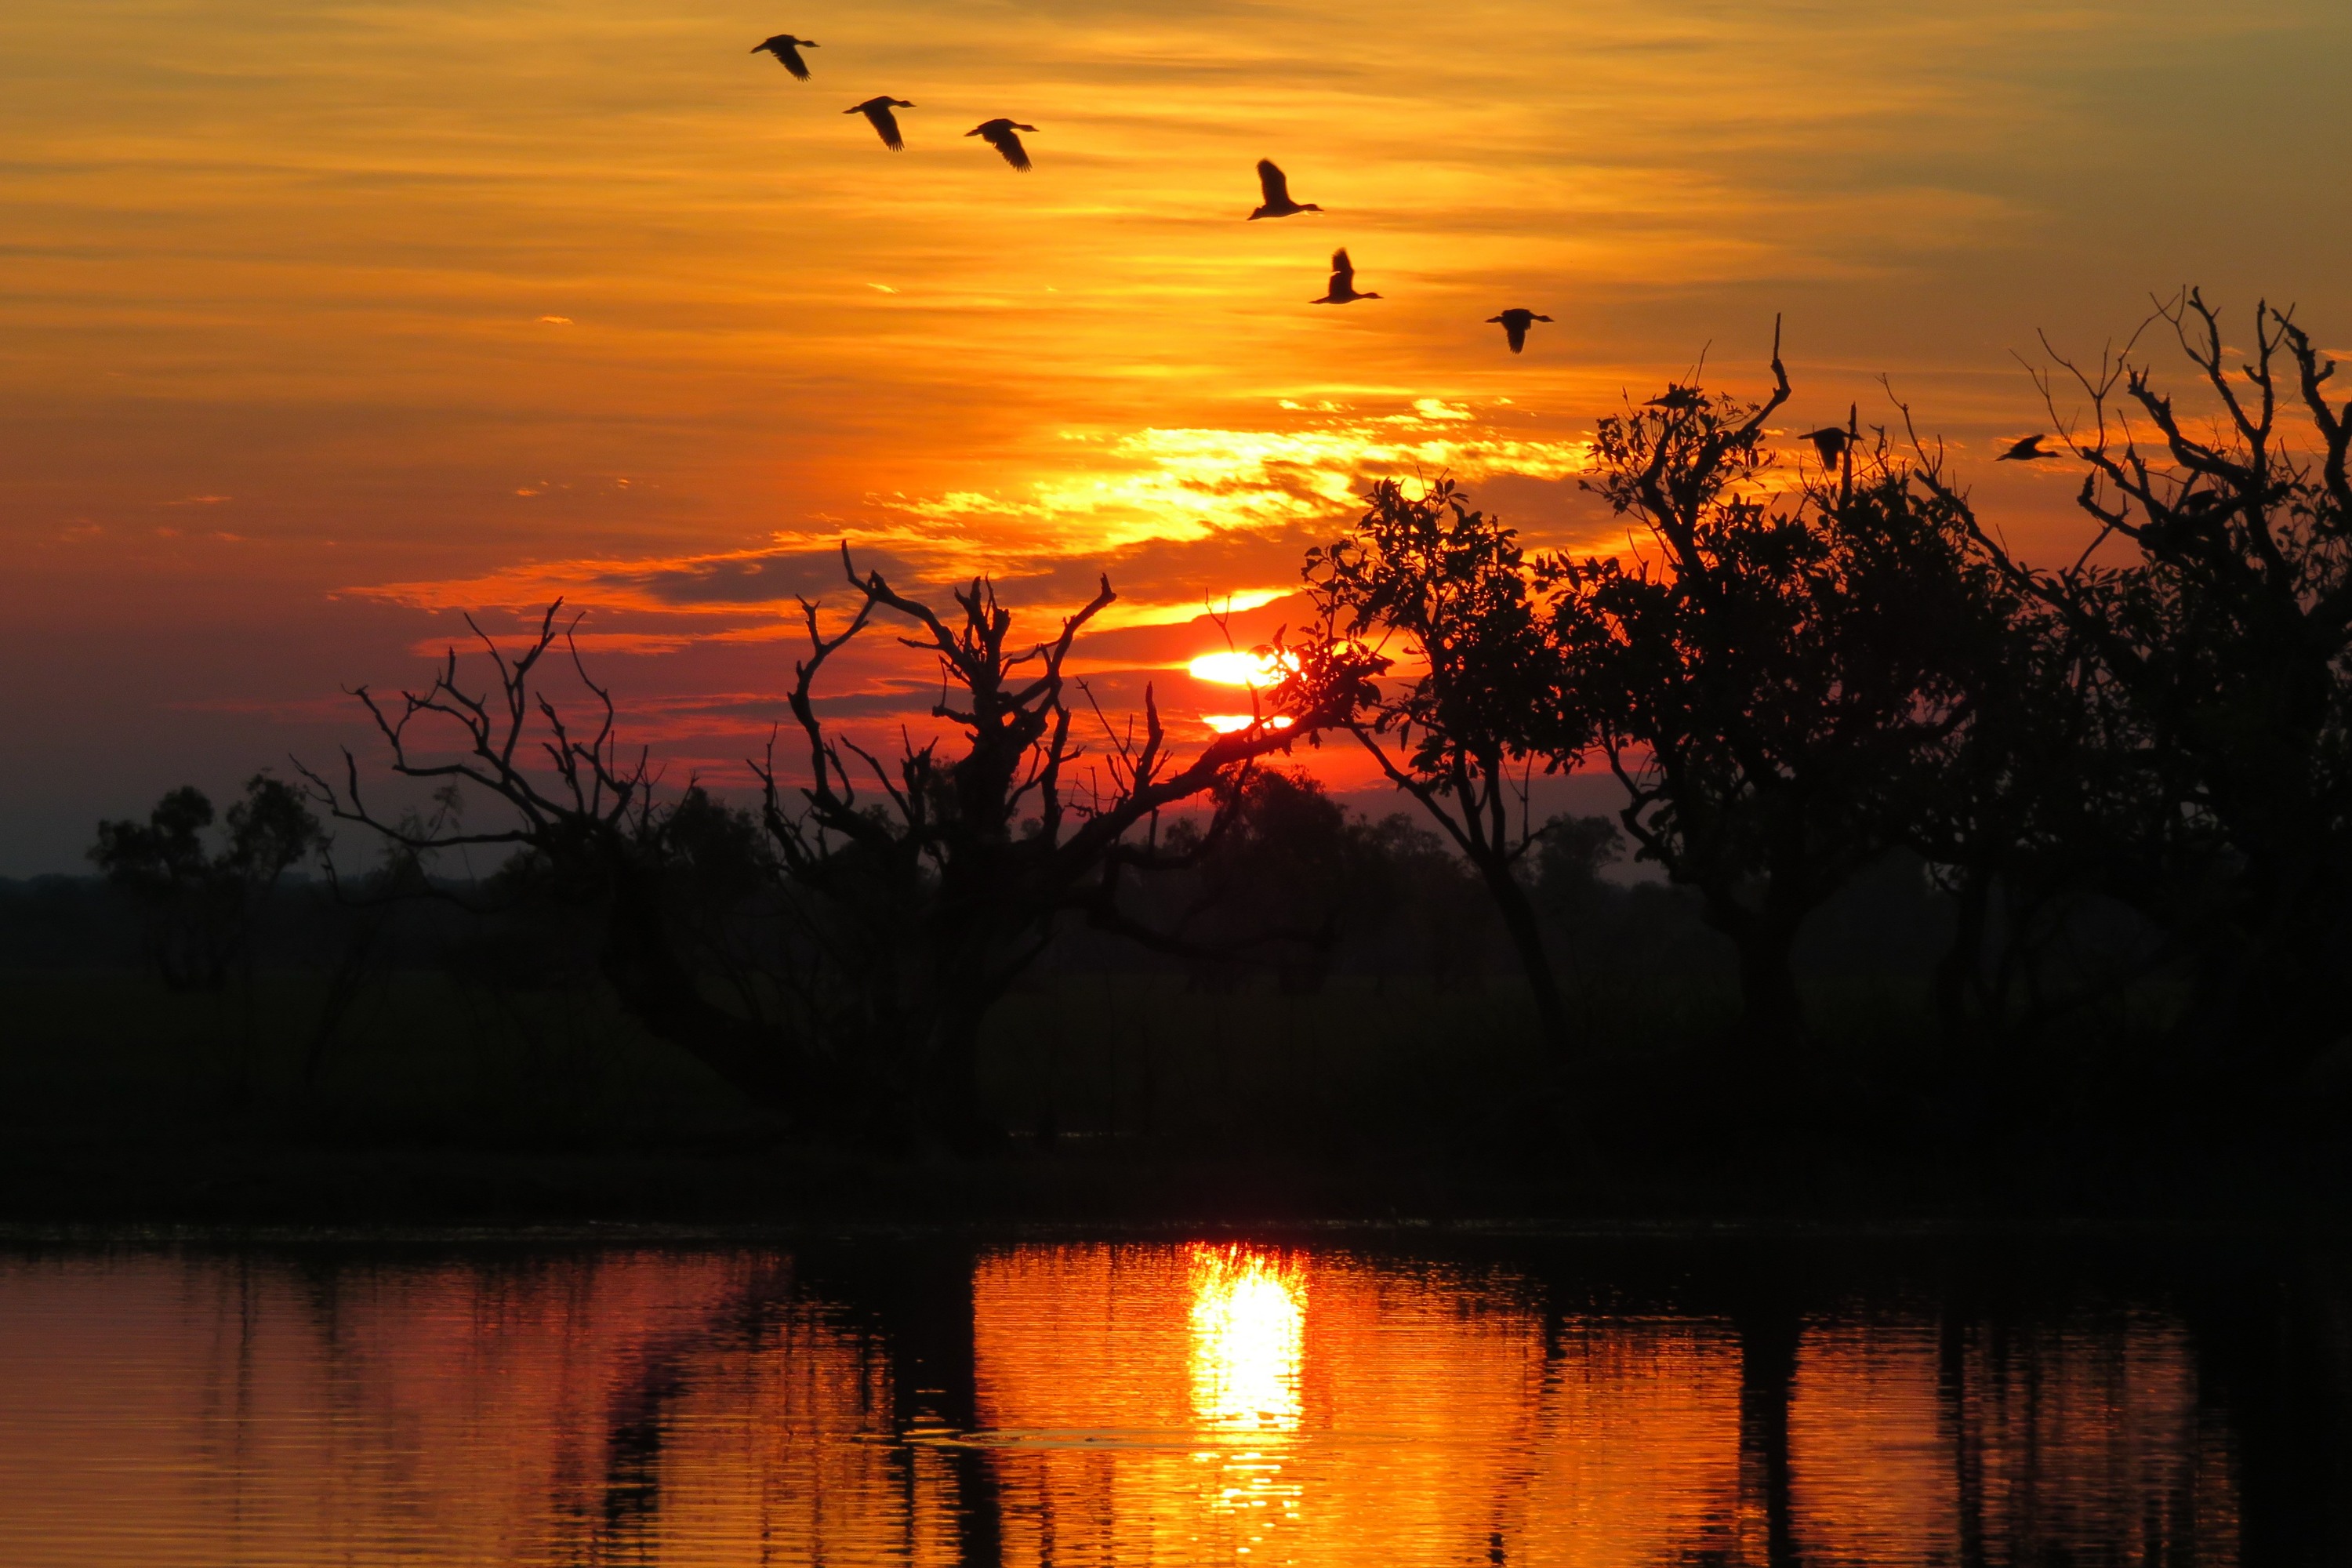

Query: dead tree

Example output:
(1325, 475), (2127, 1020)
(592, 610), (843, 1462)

(1915, 288), (2352, 1078)
(300, 603), (823, 1114)
(307, 563), (1370, 1149)
(760, 547), (1374, 1148)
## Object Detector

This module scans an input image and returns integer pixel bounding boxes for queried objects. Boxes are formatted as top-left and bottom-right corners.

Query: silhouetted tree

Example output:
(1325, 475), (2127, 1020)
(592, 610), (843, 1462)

(1891, 578), (2162, 1040)
(1552, 340), (2017, 1058)
(763, 554), (1372, 1145)
(1301, 477), (1583, 1051)
(89, 774), (325, 990)
(1529, 812), (1624, 922)
(306, 557), (1370, 1149)
(1119, 768), (1432, 993)
(1916, 289), (2352, 1078)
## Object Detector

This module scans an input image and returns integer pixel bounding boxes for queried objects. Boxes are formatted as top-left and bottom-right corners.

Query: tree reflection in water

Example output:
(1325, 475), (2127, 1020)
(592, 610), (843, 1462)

(0, 1240), (2327, 1565)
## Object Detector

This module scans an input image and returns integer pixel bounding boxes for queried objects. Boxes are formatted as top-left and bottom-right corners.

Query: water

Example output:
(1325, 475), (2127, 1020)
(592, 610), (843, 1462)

(0, 1234), (2341, 1566)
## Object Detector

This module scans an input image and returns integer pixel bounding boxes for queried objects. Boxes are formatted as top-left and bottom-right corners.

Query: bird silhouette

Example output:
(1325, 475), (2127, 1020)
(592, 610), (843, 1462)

(1997, 434), (2055, 462)
(1250, 159), (1322, 220)
(1311, 249), (1379, 303)
(846, 96), (914, 151)
(1486, 308), (1552, 354)
(750, 34), (818, 79)
(1798, 426), (1851, 468)
(967, 118), (1038, 171)
(1646, 387), (1703, 411)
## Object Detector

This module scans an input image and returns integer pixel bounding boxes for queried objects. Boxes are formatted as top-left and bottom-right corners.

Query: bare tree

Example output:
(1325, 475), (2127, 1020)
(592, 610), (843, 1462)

(306, 556), (1370, 1149)
(1916, 288), (2352, 1076)
(760, 548), (1374, 1147)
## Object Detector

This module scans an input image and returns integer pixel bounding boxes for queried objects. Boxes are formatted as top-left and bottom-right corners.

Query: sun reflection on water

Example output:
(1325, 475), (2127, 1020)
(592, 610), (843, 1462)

(1187, 1244), (1308, 1556)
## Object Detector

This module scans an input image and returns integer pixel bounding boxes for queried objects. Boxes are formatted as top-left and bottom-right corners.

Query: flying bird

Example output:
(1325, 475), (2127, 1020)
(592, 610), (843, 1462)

(967, 118), (1038, 171)
(1799, 426), (1851, 468)
(750, 34), (818, 79)
(1250, 159), (1322, 220)
(1311, 249), (1380, 304)
(1486, 308), (1552, 354)
(1997, 433), (2055, 462)
(846, 96), (914, 151)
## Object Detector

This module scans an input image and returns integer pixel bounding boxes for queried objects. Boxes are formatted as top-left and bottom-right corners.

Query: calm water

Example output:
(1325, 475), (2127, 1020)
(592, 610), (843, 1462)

(0, 1235), (2343, 1566)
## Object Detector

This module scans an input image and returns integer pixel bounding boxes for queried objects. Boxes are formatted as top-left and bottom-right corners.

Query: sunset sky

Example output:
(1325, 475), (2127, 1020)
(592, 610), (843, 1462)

(5, 0), (2348, 871)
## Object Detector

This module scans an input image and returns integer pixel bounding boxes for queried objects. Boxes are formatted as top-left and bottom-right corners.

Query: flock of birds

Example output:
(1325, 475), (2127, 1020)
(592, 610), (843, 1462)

(753, 31), (2071, 458)
(750, 30), (1558, 354)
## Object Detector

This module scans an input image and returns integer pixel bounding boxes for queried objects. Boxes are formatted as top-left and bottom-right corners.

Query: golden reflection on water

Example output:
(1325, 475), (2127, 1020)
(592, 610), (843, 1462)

(1188, 1243), (1305, 1436)
(0, 1245), (2267, 1566)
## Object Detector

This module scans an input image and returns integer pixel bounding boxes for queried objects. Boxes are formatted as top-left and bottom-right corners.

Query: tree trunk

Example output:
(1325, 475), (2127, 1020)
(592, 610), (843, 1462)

(1737, 925), (1804, 1056)
(1933, 861), (1993, 1029)
(597, 863), (818, 1118)
(1704, 897), (1803, 1062)
(1471, 853), (1574, 1056)
(919, 998), (994, 1157)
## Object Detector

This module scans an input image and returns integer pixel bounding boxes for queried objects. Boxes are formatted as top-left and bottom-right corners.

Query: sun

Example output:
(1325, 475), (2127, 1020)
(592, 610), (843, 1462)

(1188, 649), (1300, 688)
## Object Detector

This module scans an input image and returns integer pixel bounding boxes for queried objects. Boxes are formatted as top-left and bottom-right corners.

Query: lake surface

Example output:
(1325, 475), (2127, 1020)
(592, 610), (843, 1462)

(0, 1233), (2343, 1566)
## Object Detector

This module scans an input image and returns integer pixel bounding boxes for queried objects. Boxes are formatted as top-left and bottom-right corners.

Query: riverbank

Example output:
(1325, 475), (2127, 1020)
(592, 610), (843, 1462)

(6, 964), (2347, 1232)
(5, 1121), (2346, 1235)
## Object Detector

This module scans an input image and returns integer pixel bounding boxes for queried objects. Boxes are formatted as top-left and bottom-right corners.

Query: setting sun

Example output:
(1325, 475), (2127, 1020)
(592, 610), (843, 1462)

(1189, 650), (1301, 688)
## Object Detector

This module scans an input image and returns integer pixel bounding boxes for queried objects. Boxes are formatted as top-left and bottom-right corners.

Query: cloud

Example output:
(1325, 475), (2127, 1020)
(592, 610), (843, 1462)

(353, 396), (1597, 639)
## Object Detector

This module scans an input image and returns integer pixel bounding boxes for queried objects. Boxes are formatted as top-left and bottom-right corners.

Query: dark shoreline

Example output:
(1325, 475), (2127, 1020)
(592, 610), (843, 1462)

(5, 1131), (2344, 1243)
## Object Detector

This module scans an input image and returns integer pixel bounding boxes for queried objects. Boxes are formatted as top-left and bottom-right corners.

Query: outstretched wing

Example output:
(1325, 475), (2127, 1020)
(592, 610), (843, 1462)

(1258, 159), (1290, 205)
(987, 125), (1031, 170)
(1504, 318), (1527, 353)
(869, 103), (905, 151)
(755, 37), (811, 78)
(1329, 249), (1354, 291)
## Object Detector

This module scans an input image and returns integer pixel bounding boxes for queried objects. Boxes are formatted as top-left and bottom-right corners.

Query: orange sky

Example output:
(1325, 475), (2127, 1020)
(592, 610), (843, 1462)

(5, 0), (2350, 869)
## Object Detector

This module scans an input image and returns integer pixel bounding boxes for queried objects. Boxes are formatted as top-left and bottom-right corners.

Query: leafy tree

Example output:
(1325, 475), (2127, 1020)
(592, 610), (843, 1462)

(1299, 477), (1584, 1051)
(1551, 343), (2017, 1055)
(1529, 813), (1624, 922)
(1916, 289), (2352, 1077)
(89, 774), (325, 990)
(1111, 768), (1356, 992)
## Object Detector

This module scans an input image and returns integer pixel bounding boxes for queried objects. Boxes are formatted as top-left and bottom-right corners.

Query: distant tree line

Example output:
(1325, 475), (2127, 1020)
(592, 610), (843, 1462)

(74, 289), (2352, 1150)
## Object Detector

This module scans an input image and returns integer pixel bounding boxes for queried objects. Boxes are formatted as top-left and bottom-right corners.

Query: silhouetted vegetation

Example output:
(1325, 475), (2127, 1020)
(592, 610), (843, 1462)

(294, 549), (1370, 1153)
(1552, 353), (2020, 1056)
(89, 773), (324, 991)
(1302, 475), (1581, 1050)
(14, 289), (2352, 1216)
(1918, 290), (2352, 1087)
